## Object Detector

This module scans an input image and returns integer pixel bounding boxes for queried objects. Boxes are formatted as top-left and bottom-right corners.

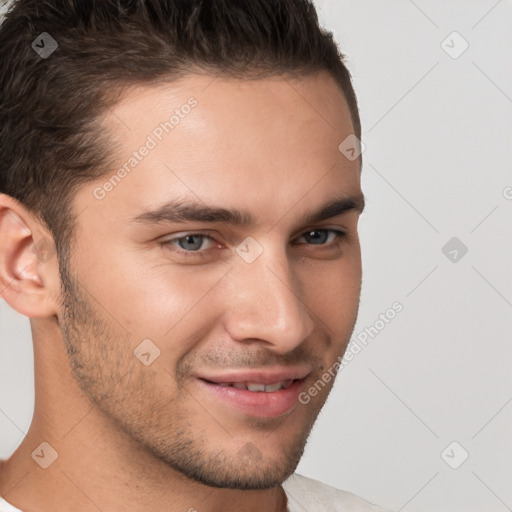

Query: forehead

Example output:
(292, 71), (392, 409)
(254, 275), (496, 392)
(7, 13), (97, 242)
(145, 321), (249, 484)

(77, 71), (361, 229)
(103, 70), (356, 159)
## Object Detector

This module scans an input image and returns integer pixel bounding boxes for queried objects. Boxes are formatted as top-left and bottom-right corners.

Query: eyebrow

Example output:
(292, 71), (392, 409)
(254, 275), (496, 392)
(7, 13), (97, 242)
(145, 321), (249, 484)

(129, 193), (365, 227)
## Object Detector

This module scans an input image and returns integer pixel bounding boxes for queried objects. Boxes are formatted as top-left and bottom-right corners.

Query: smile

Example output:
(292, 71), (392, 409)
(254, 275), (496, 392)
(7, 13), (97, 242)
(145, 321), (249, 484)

(196, 377), (307, 418)
(214, 380), (294, 392)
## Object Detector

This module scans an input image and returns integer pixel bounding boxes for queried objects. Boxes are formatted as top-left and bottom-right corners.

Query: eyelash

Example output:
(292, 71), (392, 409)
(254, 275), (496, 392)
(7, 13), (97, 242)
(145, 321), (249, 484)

(161, 229), (347, 257)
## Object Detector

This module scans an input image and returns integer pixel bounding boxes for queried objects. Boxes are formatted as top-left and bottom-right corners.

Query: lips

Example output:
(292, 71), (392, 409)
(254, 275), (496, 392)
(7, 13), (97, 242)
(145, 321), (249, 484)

(196, 366), (311, 386)
(216, 380), (294, 392)
(195, 366), (311, 418)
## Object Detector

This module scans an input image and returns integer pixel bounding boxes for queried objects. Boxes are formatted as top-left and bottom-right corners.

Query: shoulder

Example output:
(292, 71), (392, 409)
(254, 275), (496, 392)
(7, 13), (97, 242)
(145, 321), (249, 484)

(282, 473), (393, 512)
(0, 497), (23, 512)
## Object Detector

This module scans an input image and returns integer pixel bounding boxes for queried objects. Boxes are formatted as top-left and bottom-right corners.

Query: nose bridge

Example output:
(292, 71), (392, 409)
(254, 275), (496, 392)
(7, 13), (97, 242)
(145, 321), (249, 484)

(223, 241), (315, 351)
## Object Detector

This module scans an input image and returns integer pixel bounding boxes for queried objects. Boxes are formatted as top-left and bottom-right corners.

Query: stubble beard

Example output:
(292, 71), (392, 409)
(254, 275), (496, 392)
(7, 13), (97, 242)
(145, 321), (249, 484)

(55, 262), (328, 490)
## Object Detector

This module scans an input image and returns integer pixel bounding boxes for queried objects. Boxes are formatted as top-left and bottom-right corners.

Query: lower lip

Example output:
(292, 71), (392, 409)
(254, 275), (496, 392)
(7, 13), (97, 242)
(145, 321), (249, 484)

(196, 378), (304, 418)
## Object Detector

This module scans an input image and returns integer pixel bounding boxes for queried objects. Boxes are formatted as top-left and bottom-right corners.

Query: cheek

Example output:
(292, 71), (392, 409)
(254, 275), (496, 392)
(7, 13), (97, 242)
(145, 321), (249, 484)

(81, 248), (231, 345)
(300, 256), (361, 334)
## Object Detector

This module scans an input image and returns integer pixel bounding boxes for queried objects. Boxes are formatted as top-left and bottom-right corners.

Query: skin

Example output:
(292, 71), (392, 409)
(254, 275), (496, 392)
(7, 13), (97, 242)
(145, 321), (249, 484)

(0, 70), (364, 512)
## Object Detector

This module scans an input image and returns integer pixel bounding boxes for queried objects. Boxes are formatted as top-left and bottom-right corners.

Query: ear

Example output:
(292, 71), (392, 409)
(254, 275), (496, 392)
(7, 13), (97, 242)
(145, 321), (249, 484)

(0, 193), (61, 318)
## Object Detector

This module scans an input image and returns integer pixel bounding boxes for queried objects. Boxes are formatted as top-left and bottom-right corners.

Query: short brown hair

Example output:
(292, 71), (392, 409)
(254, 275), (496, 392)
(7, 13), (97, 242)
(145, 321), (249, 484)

(0, 0), (361, 264)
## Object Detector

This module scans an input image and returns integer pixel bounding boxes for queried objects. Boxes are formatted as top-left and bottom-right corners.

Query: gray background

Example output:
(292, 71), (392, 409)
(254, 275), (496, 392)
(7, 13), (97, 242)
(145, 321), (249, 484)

(1, 1), (511, 511)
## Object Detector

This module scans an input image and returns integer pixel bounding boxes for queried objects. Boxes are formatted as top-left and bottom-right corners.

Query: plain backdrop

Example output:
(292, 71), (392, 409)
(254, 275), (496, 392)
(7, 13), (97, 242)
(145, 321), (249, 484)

(1, 1), (511, 511)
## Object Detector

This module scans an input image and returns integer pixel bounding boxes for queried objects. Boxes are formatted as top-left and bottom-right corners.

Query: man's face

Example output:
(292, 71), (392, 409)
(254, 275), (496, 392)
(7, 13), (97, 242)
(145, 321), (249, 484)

(59, 71), (363, 489)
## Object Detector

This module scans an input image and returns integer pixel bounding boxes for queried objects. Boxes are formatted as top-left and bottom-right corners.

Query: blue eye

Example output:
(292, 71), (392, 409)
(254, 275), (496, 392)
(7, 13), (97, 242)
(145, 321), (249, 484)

(166, 233), (215, 253)
(162, 229), (347, 258)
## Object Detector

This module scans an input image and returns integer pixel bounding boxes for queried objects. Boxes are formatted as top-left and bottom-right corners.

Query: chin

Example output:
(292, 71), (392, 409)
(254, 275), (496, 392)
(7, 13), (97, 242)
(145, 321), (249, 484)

(148, 433), (306, 490)
(182, 459), (296, 490)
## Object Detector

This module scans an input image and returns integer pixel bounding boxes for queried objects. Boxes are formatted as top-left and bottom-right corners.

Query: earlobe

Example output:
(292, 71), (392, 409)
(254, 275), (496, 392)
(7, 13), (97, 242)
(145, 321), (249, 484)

(0, 194), (60, 318)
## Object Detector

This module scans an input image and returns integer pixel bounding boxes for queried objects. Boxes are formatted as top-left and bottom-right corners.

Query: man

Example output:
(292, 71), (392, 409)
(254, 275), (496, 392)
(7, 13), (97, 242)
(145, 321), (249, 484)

(0, 0), (392, 510)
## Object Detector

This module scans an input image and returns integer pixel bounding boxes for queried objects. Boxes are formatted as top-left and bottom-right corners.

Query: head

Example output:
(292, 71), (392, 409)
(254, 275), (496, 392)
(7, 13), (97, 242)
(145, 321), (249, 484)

(0, 0), (364, 491)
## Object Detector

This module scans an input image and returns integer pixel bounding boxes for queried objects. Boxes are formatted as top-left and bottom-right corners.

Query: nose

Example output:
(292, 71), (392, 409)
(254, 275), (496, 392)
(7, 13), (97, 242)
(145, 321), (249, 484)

(222, 243), (315, 354)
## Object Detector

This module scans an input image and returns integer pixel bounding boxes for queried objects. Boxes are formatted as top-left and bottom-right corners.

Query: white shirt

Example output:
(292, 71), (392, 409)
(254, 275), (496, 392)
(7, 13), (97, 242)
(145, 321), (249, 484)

(0, 472), (392, 511)
(282, 473), (392, 511)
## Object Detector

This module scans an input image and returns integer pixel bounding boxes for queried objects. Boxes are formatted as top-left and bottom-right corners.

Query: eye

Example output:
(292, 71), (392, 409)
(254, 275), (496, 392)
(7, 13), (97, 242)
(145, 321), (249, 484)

(295, 229), (346, 246)
(161, 228), (347, 260)
(163, 232), (218, 255)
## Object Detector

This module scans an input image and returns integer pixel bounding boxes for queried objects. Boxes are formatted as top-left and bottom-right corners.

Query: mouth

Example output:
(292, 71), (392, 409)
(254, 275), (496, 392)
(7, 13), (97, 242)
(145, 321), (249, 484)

(195, 368), (310, 418)
(206, 379), (295, 392)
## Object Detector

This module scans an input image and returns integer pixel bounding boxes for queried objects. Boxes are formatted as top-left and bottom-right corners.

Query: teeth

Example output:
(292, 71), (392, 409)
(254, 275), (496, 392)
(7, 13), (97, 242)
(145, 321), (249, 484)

(216, 380), (295, 392)
(263, 381), (284, 392)
(246, 382), (266, 392)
